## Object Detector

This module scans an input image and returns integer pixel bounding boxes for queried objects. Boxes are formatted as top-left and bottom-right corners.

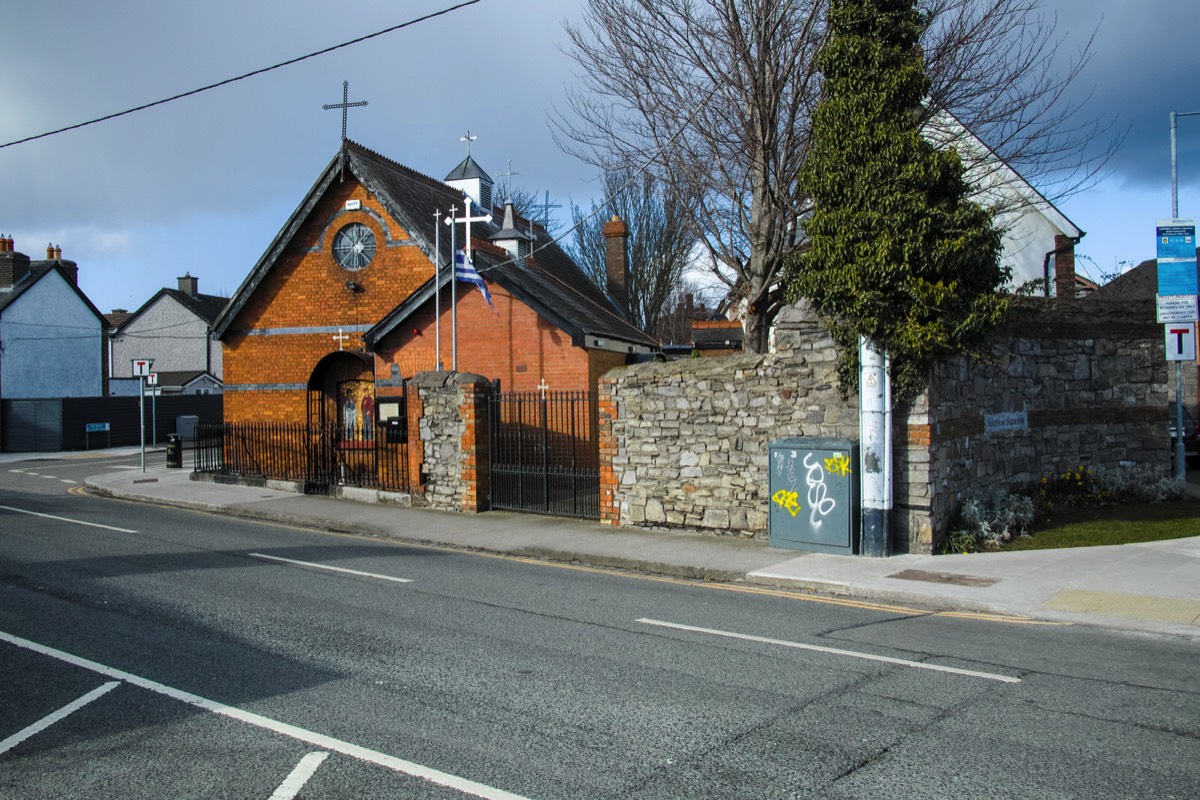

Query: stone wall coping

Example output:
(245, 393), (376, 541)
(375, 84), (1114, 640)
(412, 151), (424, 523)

(408, 370), (492, 389)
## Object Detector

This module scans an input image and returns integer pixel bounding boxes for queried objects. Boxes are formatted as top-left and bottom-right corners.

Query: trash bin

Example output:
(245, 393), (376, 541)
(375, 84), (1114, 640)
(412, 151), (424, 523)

(768, 437), (859, 554)
(166, 433), (183, 469)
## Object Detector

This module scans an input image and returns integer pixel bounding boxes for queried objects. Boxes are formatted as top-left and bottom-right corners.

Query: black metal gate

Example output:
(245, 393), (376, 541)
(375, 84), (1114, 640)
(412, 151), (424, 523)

(487, 385), (600, 518)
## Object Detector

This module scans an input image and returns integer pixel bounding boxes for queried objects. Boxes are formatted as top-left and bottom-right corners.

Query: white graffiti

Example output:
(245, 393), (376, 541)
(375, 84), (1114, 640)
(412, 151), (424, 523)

(803, 452), (837, 529)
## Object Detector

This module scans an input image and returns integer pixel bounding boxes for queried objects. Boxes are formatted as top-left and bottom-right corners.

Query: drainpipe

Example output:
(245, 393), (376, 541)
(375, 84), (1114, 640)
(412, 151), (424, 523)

(859, 337), (891, 557)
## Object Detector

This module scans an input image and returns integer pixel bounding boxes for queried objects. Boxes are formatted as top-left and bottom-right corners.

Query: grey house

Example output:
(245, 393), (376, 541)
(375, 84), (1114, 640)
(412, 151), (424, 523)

(0, 239), (105, 399)
(109, 274), (227, 396)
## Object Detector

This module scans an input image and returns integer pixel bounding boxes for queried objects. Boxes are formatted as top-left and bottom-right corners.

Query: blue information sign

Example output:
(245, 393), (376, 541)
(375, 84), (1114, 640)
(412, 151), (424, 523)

(1157, 218), (1198, 296)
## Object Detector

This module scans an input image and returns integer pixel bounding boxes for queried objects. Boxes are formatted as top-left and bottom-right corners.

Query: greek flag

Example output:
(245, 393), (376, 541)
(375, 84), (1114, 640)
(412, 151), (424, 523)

(455, 248), (493, 309)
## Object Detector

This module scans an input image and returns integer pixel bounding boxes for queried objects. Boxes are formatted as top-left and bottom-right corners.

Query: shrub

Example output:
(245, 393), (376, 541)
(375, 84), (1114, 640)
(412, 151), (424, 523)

(940, 488), (1034, 553)
(939, 464), (1185, 554)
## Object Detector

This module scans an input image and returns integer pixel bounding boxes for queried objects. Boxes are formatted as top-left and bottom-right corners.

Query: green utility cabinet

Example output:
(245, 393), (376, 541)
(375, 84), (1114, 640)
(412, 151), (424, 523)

(768, 437), (860, 554)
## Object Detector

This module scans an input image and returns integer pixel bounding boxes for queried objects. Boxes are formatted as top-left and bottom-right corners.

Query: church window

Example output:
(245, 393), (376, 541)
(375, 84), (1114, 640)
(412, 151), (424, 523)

(332, 222), (376, 271)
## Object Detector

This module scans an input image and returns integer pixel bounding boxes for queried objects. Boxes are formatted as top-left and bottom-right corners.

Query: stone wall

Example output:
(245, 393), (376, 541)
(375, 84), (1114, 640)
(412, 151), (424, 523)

(600, 297), (1169, 553)
(599, 302), (859, 537)
(912, 296), (1166, 543)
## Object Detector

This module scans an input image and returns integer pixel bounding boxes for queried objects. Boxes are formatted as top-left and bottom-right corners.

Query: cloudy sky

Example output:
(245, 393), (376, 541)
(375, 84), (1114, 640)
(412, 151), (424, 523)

(2, 0), (1198, 315)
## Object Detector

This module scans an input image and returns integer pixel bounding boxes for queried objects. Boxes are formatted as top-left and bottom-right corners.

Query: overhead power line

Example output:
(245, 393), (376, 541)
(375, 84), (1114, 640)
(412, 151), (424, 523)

(0, 0), (482, 150)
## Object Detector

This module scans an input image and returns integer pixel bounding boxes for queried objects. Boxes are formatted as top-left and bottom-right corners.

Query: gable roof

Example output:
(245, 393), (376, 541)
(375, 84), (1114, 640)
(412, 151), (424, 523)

(1094, 247), (1200, 300)
(216, 140), (654, 351)
(114, 287), (228, 335)
(0, 262), (106, 324)
(922, 109), (1084, 240)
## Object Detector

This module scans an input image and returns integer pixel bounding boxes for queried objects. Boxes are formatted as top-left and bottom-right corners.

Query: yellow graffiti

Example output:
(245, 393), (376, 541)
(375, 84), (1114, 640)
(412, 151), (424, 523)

(772, 489), (802, 517)
(824, 454), (852, 478)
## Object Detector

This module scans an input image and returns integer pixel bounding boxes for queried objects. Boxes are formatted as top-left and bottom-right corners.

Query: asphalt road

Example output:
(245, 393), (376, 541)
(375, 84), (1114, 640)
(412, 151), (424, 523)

(2, 455), (1198, 799)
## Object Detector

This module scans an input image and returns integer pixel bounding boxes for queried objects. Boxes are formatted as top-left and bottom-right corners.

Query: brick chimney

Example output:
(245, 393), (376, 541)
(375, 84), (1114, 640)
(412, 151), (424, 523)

(1053, 234), (1076, 299)
(0, 237), (31, 290)
(178, 272), (198, 298)
(602, 215), (630, 317)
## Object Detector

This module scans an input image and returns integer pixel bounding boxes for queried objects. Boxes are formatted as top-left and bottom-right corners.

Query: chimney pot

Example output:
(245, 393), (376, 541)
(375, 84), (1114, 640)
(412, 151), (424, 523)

(46, 243), (55, 259)
(53, 245), (62, 259)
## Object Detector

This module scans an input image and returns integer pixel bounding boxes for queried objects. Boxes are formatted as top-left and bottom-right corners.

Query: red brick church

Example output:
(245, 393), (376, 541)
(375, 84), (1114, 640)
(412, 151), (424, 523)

(212, 139), (656, 432)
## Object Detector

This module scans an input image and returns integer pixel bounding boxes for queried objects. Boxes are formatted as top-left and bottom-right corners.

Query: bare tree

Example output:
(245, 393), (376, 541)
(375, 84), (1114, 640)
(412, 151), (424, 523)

(568, 166), (697, 339)
(556, 0), (1118, 353)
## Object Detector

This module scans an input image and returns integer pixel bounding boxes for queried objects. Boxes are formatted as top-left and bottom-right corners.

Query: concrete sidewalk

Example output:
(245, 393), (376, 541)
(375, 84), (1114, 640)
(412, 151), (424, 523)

(78, 462), (1200, 641)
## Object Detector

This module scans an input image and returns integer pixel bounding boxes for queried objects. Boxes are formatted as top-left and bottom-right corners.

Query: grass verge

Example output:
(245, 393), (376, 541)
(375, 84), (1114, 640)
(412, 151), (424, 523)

(1002, 498), (1200, 551)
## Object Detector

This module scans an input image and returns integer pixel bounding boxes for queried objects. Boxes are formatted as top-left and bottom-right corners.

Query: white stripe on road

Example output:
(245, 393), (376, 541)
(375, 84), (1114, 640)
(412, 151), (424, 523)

(0, 681), (121, 755)
(248, 553), (413, 584)
(60, 480), (77, 485)
(0, 631), (529, 800)
(0, 505), (138, 533)
(636, 618), (1021, 683)
(270, 751), (329, 800)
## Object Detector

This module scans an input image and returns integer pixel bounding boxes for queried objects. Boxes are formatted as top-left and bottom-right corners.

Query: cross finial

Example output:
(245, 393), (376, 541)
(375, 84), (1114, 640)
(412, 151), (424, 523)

(536, 190), (562, 230)
(537, 377), (550, 399)
(460, 129), (477, 156)
(499, 158), (522, 203)
(323, 80), (368, 142)
(332, 327), (351, 351)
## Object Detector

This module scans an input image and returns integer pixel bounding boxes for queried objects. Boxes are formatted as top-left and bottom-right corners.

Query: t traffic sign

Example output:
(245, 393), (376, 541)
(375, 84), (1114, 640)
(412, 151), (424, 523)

(1165, 323), (1196, 362)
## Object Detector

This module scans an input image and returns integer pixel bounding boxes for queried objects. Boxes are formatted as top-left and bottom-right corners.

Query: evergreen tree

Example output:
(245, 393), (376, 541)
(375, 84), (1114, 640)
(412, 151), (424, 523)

(787, 0), (1008, 401)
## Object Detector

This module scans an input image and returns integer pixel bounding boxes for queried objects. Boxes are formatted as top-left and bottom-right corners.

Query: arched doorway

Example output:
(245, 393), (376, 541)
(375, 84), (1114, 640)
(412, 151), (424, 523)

(306, 350), (374, 490)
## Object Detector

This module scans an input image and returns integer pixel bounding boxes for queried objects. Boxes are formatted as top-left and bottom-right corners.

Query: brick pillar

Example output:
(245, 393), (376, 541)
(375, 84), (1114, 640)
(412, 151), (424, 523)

(406, 381), (425, 493)
(1054, 234), (1076, 299)
(458, 378), (490, 512)
(598, 376), (619, 526)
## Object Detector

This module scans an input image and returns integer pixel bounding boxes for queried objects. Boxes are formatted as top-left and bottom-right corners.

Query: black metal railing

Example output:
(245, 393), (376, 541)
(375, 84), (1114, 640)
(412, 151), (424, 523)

(194, 421), (411, 493)
(488, 390), (599, 518)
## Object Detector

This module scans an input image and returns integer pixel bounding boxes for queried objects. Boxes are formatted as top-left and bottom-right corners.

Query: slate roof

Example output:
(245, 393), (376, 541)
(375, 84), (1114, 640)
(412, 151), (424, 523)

(1094, 248), (1200, 299)
(444, 155), (492, 182)
(216, 140), (655, 351)
(115, 287), (228, 334)
(0, 262), (106, 323)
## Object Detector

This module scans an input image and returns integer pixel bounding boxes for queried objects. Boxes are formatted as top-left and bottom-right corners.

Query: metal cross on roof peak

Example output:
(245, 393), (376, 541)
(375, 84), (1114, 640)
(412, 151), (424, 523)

(323, 80), (368, 143)
(460, 129), (478, 157)
(499, 158), (522, 203)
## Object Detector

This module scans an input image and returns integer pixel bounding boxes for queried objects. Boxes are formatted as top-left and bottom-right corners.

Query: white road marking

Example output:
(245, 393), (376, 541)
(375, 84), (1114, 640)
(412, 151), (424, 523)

(112, 466), (141, 470)
(248, 553), (413, 584)
(270, 751), (329, 800)
(0, 631), (530, 800)
(0, 505), (138, 533)
(60, 480), (77, 485)
(636, 618), (1021, 684)
(41, 475), (59, 480)
(8, 469), (28, 473)
(0, 681), (121, 755)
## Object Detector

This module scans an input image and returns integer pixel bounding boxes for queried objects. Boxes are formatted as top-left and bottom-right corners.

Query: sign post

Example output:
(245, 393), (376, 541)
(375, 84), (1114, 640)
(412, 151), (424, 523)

(1156, 218), (1197, 479)
(132, 358), (153, 471)
(147, 373), (159, 448)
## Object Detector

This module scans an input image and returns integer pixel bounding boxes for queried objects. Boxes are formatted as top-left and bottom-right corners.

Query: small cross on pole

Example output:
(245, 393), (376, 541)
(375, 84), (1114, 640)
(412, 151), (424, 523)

(499, 158), (522, 204)
(460, 129), (477, 156)
(332, 328), (351, 351)
(537, 378), (550, 399)
(323, 80), (368, 142)
(536, 190), (562, 230)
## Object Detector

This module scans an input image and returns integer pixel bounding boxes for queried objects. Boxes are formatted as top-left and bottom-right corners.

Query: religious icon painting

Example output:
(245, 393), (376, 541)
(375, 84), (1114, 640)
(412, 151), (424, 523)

(338, 380), (375, 442)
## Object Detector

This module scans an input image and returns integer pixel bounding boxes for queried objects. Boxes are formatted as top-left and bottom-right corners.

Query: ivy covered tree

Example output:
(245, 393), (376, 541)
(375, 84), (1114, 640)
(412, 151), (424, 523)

(786, 0), (1008, 401)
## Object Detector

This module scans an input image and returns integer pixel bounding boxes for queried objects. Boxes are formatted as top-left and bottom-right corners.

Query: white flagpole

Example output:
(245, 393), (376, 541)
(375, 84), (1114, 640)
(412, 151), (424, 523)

(448, 207), (458, 371)
(433, 208), (442, 370)
(443, 199), (491, 372)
